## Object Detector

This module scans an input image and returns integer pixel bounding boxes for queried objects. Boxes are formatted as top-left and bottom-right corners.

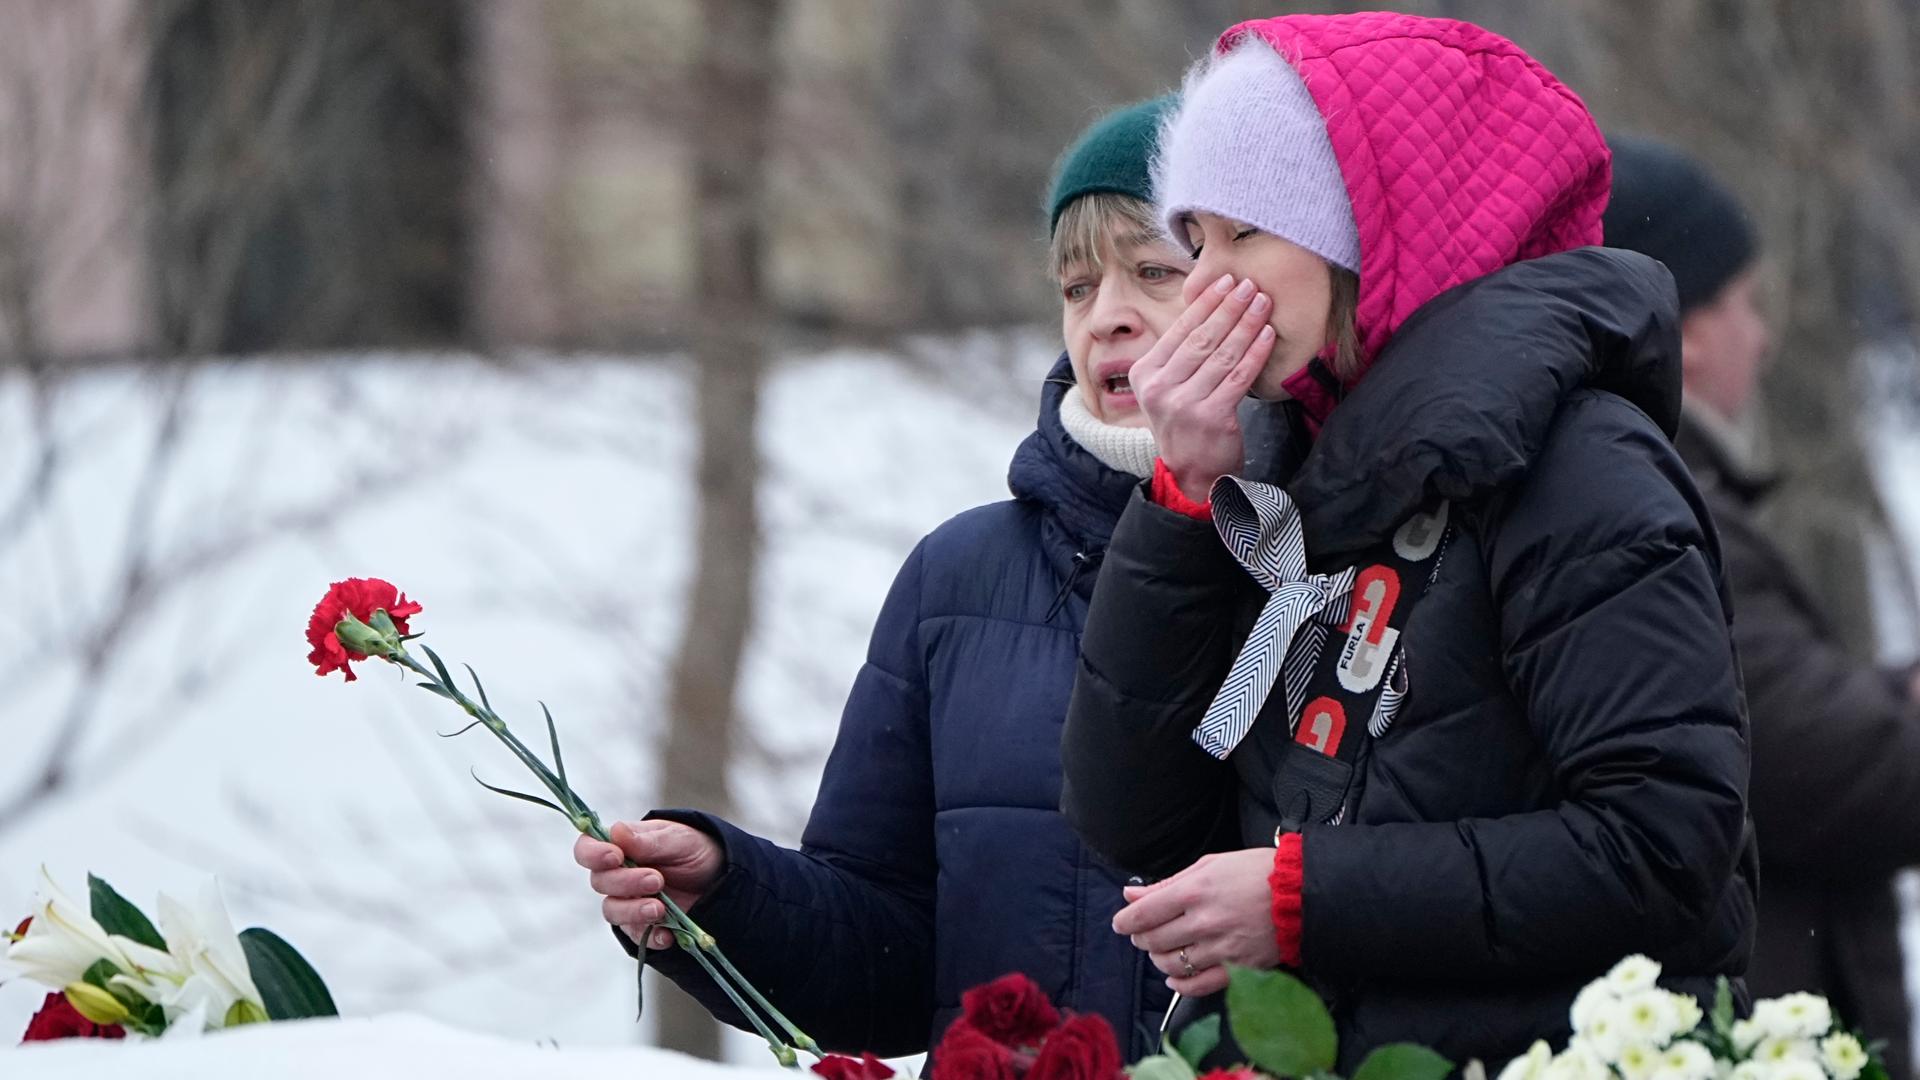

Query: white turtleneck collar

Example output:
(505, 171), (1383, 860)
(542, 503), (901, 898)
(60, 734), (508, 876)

(1057, 383), (1158, 479)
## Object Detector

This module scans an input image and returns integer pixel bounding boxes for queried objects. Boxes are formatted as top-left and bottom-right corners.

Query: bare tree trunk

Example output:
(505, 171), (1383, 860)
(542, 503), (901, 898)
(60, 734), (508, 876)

(653, 0), (777, 1061)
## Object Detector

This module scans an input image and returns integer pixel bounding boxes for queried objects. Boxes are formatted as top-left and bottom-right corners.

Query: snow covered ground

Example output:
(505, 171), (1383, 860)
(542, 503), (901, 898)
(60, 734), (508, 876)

(0, 338), (1916, 1066)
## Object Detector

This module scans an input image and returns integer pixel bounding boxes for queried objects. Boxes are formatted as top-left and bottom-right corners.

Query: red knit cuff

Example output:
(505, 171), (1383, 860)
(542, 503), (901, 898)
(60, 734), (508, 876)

(1150, 458), (1213, 521)
(1270, 833), (1304, 968)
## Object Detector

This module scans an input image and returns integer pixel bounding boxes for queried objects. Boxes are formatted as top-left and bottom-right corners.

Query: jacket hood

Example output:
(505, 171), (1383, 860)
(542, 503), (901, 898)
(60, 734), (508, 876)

(1219, 13), (1611, 377)
(1285, 247), (1682, 561)
(1008, 355), (1141, 577)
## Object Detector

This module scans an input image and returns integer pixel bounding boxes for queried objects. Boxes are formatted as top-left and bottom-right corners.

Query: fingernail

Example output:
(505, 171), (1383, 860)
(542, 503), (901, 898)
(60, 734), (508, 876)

(1233, 278), (1256, 300)
(1251, 292), (1271, 312)
(1213, 274), (1234, 294)
(1258, 326), (1275, 342)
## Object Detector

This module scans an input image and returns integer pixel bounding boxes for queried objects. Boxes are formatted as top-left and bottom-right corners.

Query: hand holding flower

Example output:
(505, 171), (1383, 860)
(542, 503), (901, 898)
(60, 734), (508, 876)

(1113, 848), (1281, 996)
(573, 821), (724, 949)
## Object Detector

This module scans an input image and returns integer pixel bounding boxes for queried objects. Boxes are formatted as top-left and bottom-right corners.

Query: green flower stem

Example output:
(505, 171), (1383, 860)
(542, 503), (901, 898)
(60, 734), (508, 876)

(381, 644), (821, 1062)
(674, 928), (796, 1068)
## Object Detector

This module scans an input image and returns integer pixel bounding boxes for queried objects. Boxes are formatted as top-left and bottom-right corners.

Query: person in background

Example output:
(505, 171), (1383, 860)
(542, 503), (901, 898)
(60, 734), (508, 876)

(1606, 135), (1920, 1080)
(572, 98), (1193, 1057)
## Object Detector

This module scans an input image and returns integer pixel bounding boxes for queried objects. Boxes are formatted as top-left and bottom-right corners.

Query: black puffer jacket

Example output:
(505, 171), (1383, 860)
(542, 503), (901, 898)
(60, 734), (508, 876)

(1061, 249), (1758, 1069)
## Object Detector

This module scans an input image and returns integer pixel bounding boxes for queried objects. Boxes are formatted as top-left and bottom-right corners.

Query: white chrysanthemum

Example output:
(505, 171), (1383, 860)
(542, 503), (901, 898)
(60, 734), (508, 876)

(1769, 1060), (1826, 1080)
(1670, 993), (1704, 1036)
(1727, 1061), (1770, 1080)
(1820, 1033), (1869, 1080)
(1650, 1040), (1716, 1080)
(1607, 955), (1664, 996)
(1751, 995), (1833, 1041)
(1572, 981), (1619, 1035)
(1498, 1040), (1556, 1080)
(1618, 1042), (1664, 1080)
(1621, 989), (1685, 1048)
(1751, 1037), (1819, 1066)
(1580, 1001), (1632, 1062)
(1731, 1019), (1765, 1054)
(1548, 1045), (1613, 1080)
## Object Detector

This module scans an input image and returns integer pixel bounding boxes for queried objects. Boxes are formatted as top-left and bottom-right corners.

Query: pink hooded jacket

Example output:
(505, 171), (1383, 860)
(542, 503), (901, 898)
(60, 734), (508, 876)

(1222, 14), (1611, 378)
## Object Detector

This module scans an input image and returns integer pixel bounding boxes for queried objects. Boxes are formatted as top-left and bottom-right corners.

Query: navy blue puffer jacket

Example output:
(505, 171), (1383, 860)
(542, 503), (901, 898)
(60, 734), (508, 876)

(645, 356), (1174, 1057)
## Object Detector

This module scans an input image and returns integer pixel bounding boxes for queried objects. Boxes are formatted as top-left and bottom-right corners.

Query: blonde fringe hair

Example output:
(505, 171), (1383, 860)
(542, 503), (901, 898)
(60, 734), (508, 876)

(1050, 191), (1363, 384)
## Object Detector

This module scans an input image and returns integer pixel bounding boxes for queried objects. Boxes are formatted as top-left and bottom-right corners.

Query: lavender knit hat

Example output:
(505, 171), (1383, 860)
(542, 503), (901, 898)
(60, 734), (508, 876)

(1154, 41), (1360, 273)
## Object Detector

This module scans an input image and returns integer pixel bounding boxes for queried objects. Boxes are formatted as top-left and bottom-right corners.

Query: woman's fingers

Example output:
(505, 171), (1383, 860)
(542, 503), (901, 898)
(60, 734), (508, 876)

(574, 833), (623, 871)
(589, 866), (664, 898)
(1208, 323), (1276, 407)
(1152, 276), (1248, 387)
(1129, 913), (1201, 955)
(1167, 965), (1232, 997)
(1111, 879), (1191, 937)
(1180, 290), (1272, 401)
(603, 895), (666, 928)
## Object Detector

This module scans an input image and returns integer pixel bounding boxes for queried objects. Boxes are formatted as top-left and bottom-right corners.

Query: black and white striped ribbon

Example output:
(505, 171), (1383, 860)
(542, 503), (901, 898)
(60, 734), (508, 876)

(1191, 478), (1357, 759)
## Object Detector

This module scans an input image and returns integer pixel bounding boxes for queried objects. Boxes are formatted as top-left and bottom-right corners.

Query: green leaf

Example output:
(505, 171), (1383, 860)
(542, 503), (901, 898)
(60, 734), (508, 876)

(416, 681), (456, 701)
(464, 664), (493, 713)
(1353, 1043), (1452, 1080)
(239, 927), (337, 1020)
(1711, 976), (1735, 1038)
(542, 702), (568, 791)
(1175, 1013), (1222, 1071)
(1129, 1053), (1199, 1080)
(1227, 966), (1338, 1077)
(87, 875), (167, 952)
(81, 958), (121, 991)
(421, 645), (457, 694)
(437, 718), (489, 738)
(471, 769), (570, 816)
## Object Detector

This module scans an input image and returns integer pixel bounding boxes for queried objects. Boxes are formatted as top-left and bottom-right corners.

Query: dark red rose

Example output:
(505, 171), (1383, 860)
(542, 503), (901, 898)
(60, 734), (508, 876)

(960, 973), (1061, 1049)
(931, 1023), (1018, 1080)
(811, 1052), (897, 1080)
(20, 992), (127, 1043)
(1026, 1014), (1123, 1080)
(305, 577), (422, 681)
(1196, 1070), (1267, 1080)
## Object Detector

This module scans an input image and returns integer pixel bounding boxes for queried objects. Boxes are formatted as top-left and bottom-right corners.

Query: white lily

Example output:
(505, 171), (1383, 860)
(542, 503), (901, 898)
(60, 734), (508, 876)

(4, 867), (135, 989)
(151, 880), (265, 1029)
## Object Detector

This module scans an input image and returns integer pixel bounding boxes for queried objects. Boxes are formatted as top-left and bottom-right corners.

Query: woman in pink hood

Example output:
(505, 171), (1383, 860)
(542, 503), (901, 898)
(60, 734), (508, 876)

(1060, 14), (1755, 1066)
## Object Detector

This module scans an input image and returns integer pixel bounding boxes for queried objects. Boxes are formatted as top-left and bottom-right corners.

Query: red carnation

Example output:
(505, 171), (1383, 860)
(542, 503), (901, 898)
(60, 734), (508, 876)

(931, 1023), (1018, 1080)
(960, 973), (1061, 1049)
(1026, 1014), (1123, 1080)
(812, 1052), (897, 1080)
(20, 992), (127, 1043)
(305, 577), (422, 681)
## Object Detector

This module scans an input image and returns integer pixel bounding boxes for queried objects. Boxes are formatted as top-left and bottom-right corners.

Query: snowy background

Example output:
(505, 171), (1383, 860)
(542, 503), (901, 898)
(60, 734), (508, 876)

(1, 336), (1917, 1065)
(0, 337), (1040, 1064)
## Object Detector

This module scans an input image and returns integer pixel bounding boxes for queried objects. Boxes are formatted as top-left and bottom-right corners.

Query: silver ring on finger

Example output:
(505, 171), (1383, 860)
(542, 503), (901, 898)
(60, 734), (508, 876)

(1178, 946), (1196, 980)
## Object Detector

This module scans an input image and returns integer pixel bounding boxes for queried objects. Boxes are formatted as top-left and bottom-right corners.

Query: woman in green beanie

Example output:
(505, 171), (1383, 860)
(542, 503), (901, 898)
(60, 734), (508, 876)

(573, 98), (1196, 1057)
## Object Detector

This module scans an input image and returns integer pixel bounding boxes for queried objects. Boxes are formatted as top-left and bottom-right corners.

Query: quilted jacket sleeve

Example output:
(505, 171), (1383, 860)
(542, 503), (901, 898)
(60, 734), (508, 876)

(1061, 485), (1254, 879)
(1295, 393), (1750, 979)
(643, 541), (938, 1055)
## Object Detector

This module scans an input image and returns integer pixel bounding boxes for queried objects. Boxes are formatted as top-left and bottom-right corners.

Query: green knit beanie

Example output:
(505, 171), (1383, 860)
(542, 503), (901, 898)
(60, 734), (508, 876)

(1046, 95), (1175, 235)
